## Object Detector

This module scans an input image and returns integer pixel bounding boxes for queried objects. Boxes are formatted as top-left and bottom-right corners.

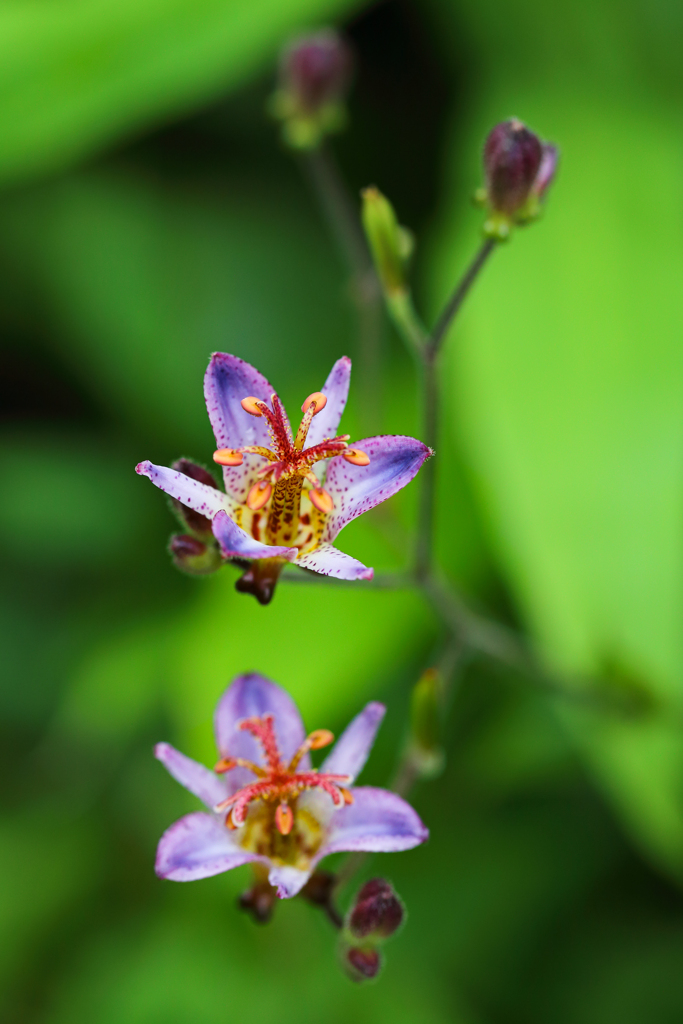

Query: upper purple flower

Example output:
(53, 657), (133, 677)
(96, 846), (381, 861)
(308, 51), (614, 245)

(136, 354), (432, 602)
(155, 674), (428, 899)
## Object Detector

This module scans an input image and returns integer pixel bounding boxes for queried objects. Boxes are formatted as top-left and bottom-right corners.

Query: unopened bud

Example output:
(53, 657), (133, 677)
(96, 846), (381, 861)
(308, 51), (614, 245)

(348, 879), (404, 940)
(170, 459), (220, 539)
(269, 30), (352, 149)
(345, 946), (381, 982)
(481, 118), (558, 239)
(238, 881), (277, 924)
(235, 557), (284, 605)
(169, 534), (222, 576)
(409, 667), (445, 778)
(361, 187), (413, 296)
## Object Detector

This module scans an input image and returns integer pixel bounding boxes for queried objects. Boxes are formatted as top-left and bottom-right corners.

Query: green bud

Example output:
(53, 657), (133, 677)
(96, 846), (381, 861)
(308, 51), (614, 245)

(361, 187), (412, 297)
(169, 534), (223, 576)
(409, 668), (445, 778)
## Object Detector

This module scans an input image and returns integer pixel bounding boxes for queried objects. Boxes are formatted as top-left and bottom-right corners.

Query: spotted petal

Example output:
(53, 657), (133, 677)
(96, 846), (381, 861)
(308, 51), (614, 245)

(322, 435), (432, 542)
(319, 786), (429, 856)
(155, 811), (258, 881)
(214, 674), (310, 791)
(136, 461), (231, 519)
(212, 510), (298, 562)
(155, 743), (228, 810)
(295, 543), (373, 581)
(268, 864), (312, 899)
(320, 702), (385, 781)
(304, 356), (351, 454)
(204, 353), (288, 503)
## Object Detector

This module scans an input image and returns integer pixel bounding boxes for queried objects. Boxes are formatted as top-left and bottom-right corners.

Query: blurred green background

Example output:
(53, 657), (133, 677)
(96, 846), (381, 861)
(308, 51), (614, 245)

(3, 0), (683, 1019)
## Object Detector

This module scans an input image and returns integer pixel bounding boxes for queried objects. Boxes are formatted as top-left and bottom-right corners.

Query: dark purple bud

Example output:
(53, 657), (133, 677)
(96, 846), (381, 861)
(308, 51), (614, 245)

(348, 878), (404, 940)
(235, 557), (284, 605)
(170, 458), (220, 539)
(345, 946), (381, 982)
(484, 118), (543, 216)
(280, 30), (352, 114)
(169, 534), (222, 576)
(238, 882), (277, 924)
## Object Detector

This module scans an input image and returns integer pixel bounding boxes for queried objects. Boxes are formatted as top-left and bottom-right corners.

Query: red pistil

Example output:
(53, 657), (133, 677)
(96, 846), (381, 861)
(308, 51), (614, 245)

(213, 713), (352, 833)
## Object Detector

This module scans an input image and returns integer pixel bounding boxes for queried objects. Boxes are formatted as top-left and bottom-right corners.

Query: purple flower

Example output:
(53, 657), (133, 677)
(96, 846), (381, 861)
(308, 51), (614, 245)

(154, 674), (428, 899)
(136, 354), (432, 602)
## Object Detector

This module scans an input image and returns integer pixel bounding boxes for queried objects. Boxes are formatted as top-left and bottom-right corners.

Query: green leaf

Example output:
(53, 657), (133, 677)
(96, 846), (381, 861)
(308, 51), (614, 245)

(0, 0), (359, 186)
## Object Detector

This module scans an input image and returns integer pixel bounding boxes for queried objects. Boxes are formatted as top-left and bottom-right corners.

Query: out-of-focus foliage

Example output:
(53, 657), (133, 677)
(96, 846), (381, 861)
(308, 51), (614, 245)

(429, 0), (683, 880)
(2, 0), (683, 1021)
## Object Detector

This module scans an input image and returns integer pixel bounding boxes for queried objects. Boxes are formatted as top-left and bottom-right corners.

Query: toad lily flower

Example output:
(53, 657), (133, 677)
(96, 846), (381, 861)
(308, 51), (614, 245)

(155, 674), (428, 898)
(136, 353), (432, 603)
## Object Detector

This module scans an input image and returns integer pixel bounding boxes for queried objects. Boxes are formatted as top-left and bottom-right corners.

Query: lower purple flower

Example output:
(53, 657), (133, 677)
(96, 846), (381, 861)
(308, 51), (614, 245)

(155, 674), (428, 898)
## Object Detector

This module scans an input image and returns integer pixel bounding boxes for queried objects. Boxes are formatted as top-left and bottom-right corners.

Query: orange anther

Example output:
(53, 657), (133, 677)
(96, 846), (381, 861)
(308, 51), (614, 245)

(275, 802), (294, 835)
(301, 391), (328, 416)
(343, 449), (370, 466)
(309, 487), (334, 514)
(307, 729), (334, 750)
(340, 787), (354, 805)
(213, 448), (243, 466)
(246, 480), (272, 511)
(214, 757), (237, 774)
(225, 811), (238, 830)
(241, 396), (264, 416)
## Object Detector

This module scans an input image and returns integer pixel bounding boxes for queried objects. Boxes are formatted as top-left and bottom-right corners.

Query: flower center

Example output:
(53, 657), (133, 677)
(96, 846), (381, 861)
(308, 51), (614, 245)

(212, 715), (352, 866)
(212, 391), (370, 548)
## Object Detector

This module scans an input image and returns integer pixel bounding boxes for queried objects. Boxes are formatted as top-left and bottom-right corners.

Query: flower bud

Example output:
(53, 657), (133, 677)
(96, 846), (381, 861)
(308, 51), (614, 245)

(409, 667), (445, 778)
(269, 30), (353, 149)
(238, 881), (277, 924)
(481, 118), (558, 239)
(170, 458), (220, 540)
(169, 534), (223, 576)
(344, 946), (381, 982)
(235, 557), (285, 605)
(361, 187), (413, 297)
(348, 878), (404, 940)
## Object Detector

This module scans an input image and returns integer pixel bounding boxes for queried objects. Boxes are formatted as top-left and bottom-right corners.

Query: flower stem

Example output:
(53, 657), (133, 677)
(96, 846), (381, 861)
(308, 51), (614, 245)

(301, 145), (384, 435)
(415, 238), (498, 581)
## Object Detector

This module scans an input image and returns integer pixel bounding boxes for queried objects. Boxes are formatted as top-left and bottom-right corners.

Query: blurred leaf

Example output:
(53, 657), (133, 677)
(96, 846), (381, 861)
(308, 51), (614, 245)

(429, 0), (683, 877)
(0, 0), (360, 186)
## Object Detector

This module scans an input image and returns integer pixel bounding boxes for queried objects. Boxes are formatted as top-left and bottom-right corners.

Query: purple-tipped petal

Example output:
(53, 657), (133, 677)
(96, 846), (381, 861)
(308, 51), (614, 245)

(136, 461), (230, 519)
(155, 743), (228, 810)
(212, 510), (298, 562)
(322, 435), (432, 542)
(268, 864), (312, 899)
(155, 812), (258, 881)
(320, 787), (428, 856)
(214, 674), (310, 787)
(304, 356), (352, 452)
(295, 543), (373, 580)
(320, 702), (386, 781)
(204, 353), (287, 503)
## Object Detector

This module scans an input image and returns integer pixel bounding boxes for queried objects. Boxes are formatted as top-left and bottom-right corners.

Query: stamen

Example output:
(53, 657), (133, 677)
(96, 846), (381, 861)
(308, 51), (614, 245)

(288, 728), (335, 772)
(246, 480), (272, 511)
(226, 811), (238, 829)
(214, 757), (237, 773)
(343, 449), (370, 466)
(339, 787), (354, 805)
(213, 448), (244, 466)
(275, 802), (294, 835)
(309, 487), (334, 514)
(241, 396), (265, 416)
(301, 392), (328, 415)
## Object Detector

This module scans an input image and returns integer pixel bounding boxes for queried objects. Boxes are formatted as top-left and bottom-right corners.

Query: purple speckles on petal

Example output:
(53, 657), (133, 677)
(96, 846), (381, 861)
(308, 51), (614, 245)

(295, 543), (373, 580)
(212, 510), (298, 562)
(321, 786), (429, 856)
(136, 461), (230, 519)
(155, 812), (258, 881)
(322, 435), (432, 542)
(304, 356), (352, 454)
(204, 353), (288, 502)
